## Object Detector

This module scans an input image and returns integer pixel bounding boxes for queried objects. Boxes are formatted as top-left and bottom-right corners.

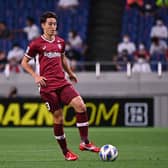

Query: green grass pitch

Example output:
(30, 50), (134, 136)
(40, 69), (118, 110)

(0, 128), (167, 168)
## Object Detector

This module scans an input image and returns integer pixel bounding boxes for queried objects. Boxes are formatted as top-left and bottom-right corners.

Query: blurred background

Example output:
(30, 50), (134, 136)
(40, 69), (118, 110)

(0, 0), (168, 127)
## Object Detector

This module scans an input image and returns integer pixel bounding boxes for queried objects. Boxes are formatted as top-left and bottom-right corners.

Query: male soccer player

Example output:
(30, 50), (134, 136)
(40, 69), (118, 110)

(21, 11), (100, 161)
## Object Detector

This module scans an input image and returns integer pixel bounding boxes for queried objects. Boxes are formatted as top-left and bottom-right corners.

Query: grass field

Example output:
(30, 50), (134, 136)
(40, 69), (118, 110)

(0, 127), (168, 168)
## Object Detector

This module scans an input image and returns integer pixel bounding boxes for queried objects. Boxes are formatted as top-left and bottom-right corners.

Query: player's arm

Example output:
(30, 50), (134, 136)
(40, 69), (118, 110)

(61, 53), (78, 83)
(21, 56), (47, 86)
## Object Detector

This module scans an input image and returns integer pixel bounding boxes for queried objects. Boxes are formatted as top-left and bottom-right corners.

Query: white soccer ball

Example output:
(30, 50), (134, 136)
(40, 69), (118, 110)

(99, 144), (118, 161)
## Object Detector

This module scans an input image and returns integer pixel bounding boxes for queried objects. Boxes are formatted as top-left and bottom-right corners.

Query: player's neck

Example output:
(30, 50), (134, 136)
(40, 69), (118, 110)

(42, 34), (55, 41)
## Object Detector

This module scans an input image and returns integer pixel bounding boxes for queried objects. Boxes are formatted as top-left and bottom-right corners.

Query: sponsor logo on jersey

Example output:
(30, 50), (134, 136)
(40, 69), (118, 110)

(44, 51), (61, 58)
(58, 44), (62, 50)
(42, 46), (46, 50)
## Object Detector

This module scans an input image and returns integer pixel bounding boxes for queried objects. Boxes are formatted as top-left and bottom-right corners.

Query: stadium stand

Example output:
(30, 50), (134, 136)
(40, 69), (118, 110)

(122, 0), (168, 48)
(0, 0), (167, 72)
(122, 0), (168, 71)
(0, 0), (90, 51)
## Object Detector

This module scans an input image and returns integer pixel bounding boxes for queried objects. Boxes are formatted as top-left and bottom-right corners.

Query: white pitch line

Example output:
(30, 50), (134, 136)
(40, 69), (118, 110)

(2, 149), (57, 153)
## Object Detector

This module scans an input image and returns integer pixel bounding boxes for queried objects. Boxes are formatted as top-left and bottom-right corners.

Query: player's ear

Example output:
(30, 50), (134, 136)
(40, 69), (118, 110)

(41, 22), (45, 29)
(56, 18), (59, 31)
(56, 22), (58, 31)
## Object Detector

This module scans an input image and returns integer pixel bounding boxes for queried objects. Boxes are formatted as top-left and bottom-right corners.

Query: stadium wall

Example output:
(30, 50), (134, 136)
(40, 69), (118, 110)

(0, 72), (168, 127)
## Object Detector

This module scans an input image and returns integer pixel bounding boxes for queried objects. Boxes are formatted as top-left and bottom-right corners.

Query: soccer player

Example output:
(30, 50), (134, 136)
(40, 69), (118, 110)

(21, 11), (100, 161)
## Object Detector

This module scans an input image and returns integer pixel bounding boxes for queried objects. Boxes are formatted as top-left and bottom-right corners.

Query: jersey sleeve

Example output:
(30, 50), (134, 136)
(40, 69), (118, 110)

(60, 40), (65, 53)
(24, 41), (38, 59)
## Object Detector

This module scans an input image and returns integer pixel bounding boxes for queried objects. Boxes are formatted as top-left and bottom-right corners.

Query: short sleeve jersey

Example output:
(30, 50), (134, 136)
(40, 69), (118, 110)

(25, 35), (70, 92)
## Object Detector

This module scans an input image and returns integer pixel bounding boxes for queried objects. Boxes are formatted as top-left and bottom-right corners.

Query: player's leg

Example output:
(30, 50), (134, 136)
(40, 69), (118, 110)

(69, 96), (100, 152)
(41, 91), (78, 160)
(53, 109), (68, 155)
(53, 109), (78, 161)
(69, 96), (89, 143)
(60, 85), (100, 152)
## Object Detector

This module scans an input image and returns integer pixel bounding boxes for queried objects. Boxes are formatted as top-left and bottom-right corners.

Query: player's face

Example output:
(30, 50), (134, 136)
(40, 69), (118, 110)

(42, 18), (57, 36)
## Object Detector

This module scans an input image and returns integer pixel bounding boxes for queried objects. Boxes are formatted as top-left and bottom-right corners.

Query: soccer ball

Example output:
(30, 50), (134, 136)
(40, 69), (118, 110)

(99, 144), (118, 161)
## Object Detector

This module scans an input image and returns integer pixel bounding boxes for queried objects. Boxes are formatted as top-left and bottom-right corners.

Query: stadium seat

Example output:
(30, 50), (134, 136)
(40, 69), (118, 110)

(0, 0), (90, 54)
(122, 1), (168, 69)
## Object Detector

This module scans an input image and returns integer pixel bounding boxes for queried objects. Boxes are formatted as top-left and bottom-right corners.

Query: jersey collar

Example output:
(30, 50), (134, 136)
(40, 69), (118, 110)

(41, 35), (55, 43)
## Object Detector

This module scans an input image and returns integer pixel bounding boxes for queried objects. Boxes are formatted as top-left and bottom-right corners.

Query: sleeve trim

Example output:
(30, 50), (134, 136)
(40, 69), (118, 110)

(24, 53), (32, 59)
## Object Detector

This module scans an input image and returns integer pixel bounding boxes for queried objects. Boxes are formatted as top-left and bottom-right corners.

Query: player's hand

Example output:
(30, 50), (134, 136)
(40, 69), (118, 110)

(34, 75), (47, 87)
(69, 73), (78, 83)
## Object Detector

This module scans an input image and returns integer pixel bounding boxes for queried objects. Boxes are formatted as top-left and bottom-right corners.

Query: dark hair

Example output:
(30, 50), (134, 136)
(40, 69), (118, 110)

(8, 86), (18, 98)
(12, 43), (20, 48)
(26, 16), (35, 23)
(40, 11), (58, 24)
(0, 21), (7, 25)
(70, 30), (78, 37)
(151, 36), (159, 44)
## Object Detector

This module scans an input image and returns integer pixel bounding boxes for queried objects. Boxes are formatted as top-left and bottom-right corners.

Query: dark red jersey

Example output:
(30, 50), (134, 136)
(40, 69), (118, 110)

(25, 35), (70, 92)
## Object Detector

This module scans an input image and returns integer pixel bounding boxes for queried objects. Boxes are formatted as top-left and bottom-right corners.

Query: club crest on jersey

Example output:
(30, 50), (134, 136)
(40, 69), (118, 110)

(44, 51), (61, 58)
(58, 44), (62, 50)
(42, 46), (46, 50)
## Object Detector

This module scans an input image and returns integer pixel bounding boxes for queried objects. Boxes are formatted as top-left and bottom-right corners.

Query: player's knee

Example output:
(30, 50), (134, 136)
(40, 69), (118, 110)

(54, 115), (63, 124)
(53, 110), (63, 124)
(76, 103), (87, 112)
(70, 96), (87, 112)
